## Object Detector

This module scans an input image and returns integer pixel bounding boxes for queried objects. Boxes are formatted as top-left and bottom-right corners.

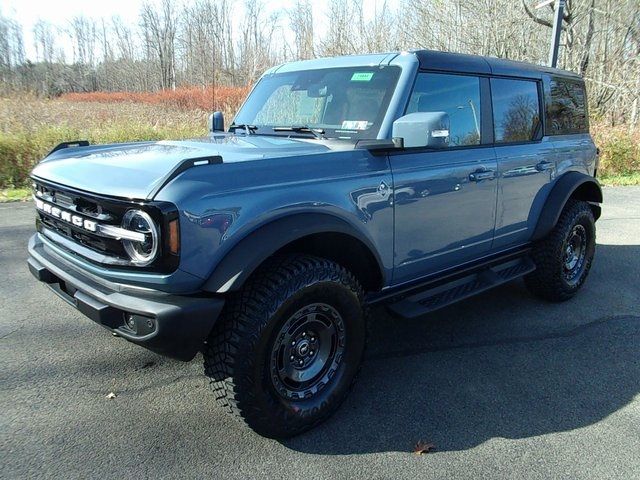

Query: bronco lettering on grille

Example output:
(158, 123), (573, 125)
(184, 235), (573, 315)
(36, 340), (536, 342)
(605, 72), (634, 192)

(35, 198), (97, 232)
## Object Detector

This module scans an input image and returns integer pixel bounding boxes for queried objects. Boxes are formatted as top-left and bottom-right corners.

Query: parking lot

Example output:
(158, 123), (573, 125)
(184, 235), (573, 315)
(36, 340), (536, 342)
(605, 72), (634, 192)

(2, 187), (639, 479)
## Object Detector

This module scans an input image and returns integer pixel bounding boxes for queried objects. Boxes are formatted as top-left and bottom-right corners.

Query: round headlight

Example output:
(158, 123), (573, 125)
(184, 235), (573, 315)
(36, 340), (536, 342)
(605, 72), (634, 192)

(121, 210), (159, 266)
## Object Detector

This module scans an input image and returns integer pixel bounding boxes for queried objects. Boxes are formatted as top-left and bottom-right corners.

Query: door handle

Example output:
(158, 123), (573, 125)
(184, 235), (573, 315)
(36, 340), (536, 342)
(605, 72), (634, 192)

(469, 169), (495, 182)
(536, 161), (555, 172)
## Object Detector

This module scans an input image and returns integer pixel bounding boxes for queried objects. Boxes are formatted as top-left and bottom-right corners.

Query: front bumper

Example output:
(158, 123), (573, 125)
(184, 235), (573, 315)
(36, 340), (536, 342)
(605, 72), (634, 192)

(28, 234), (225, 361)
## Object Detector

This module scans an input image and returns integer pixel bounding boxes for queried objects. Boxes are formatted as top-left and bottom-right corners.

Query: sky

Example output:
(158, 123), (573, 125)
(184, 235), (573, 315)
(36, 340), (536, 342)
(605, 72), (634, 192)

(1, 0), (400, 62)
(3, 0), (145, 60)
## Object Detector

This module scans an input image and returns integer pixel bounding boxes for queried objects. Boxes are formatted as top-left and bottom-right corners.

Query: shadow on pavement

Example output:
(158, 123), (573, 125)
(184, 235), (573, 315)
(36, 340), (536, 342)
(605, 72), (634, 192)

(284, 244), (640, 454)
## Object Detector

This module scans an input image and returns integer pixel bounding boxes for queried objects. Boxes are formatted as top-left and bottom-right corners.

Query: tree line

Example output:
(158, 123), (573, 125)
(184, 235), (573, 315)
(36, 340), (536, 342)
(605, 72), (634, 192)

(0, 0), (638, 126)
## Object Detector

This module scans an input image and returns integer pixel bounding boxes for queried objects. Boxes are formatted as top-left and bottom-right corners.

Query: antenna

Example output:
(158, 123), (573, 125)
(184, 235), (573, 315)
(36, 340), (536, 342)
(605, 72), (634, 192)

(211, 38), (216, 111)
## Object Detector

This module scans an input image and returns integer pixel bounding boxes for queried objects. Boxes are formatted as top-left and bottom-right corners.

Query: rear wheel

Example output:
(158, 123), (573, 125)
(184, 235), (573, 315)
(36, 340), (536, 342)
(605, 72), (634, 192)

(203, 254), (366, 438)
(525, 199), (596, 302)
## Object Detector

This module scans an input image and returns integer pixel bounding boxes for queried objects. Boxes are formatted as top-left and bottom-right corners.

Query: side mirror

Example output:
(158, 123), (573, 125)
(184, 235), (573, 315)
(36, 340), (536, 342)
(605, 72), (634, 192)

(208, 111), (225, 132)
(392, 112), (450, 148)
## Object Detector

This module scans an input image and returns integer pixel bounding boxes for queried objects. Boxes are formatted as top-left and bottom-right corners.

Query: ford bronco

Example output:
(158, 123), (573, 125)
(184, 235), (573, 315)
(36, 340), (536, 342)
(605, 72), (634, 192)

(27, 50), (602, 438)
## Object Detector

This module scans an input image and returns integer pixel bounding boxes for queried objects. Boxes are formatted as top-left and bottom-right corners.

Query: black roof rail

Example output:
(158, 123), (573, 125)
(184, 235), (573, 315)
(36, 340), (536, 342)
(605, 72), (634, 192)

(47, 140), (90, 157)
(148, 155), (223, 199)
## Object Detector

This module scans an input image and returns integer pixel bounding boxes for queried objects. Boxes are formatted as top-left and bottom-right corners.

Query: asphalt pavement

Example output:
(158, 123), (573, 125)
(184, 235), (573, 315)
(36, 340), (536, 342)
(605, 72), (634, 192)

(1, 187), (639, 479)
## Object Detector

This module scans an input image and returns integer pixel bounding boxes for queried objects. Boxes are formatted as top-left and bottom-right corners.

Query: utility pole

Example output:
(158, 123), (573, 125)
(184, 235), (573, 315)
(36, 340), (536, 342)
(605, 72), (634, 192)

(548, 0), (565, 68)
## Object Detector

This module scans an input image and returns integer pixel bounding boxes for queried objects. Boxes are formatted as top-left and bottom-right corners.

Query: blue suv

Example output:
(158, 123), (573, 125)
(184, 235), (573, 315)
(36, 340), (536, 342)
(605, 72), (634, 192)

(27, 50), (602, 438)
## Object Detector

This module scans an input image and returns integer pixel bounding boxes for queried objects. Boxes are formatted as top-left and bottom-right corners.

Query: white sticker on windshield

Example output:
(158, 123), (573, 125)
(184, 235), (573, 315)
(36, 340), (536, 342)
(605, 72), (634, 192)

(341, 120), (368, 130)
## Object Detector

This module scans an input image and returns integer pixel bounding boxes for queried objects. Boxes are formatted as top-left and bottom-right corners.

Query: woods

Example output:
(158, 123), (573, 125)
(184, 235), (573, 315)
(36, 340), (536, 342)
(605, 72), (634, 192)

(0, 0), (639, 194)
(0, 0), (638, 126)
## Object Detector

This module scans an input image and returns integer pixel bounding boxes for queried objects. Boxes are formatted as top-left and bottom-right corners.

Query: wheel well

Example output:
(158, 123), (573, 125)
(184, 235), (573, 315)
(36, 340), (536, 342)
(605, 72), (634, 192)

(275, 232), (383, 292)
(532, 173), (602, 241)
(570, 180), (603, 203)
(569, 181), (603, 220)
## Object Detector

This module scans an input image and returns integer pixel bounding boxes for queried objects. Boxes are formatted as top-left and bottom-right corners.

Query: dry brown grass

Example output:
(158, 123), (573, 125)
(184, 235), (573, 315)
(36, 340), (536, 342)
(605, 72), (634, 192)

(0, 96), (210, 188)
(1, 92), (638, 190)
(0, 95), (209, 136)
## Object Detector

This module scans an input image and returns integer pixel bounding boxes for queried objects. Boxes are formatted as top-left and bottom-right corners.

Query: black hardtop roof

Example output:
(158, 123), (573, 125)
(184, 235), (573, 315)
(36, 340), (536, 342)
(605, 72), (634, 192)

(411, 49), (581, 81)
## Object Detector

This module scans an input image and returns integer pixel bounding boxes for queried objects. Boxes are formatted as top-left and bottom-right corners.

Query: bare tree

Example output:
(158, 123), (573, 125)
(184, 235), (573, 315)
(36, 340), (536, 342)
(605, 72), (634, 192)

(289, 0), (314, 60)
(0, 0), (636, 125)
(237, 0), (279, 83)
(69, 16), (97, 66)
(140, 0), (178, 90)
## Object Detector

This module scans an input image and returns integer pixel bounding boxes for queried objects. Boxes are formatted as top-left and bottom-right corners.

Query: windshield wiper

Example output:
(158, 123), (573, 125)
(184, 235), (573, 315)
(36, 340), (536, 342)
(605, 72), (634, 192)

(272, 125), (325, 139)
(229, 124), (258, 135)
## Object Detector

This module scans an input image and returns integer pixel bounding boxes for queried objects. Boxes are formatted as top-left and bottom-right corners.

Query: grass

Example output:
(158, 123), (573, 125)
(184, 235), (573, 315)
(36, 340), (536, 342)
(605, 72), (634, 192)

(0, 92), (638, 200)
(0, 187), (31, 202)
(599, 172), (640, 186)
(0, 95), (210, 190)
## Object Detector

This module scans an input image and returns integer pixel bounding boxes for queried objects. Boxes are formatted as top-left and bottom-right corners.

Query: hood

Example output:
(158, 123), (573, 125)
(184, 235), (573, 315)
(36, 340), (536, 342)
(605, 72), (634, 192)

(31, 135), (345, 200)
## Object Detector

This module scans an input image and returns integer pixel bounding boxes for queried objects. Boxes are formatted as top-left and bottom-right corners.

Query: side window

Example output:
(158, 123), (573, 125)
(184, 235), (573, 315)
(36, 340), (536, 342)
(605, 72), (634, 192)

(407, 73), (481, 146)
(491, 78), (541, 143)
(546, 77), (588, 135)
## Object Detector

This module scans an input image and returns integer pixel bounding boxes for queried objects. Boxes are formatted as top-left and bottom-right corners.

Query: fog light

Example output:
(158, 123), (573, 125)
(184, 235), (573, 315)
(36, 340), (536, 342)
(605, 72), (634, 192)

(123, 314), (155, 335)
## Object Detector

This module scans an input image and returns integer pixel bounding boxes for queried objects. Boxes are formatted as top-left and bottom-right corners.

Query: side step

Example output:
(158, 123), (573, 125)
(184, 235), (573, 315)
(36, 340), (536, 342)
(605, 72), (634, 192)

(387, 257), (535, 319)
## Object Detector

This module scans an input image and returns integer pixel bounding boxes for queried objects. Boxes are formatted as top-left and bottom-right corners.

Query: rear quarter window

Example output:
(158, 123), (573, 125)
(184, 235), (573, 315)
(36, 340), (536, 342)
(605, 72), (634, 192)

(545, 77), (589, 135)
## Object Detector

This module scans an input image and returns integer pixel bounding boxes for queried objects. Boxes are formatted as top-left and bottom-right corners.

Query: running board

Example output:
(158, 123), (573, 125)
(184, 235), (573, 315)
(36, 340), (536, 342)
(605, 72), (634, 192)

(387, 257), (536, 319)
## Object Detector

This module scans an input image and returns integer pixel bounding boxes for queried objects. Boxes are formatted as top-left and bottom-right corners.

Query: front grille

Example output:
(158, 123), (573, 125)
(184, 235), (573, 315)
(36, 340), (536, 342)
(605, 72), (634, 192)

(38, 214), (124, 255)
(33, 180), (133, 262)
(32, 178), (180, 273)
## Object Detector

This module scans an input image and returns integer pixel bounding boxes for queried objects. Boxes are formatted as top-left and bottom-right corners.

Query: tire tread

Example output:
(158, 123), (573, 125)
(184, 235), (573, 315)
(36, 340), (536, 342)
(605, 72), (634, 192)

(203, 253), (364, 437)
(525, 199), (595, 302)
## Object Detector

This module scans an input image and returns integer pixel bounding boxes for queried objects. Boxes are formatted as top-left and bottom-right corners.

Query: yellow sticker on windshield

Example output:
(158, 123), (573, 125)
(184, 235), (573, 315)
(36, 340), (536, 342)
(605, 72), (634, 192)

(350, 72), (374, 82)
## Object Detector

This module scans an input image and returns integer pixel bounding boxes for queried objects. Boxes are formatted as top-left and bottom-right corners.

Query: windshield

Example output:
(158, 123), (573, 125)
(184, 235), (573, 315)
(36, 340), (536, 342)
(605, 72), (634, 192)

(232, 66), (401, 140)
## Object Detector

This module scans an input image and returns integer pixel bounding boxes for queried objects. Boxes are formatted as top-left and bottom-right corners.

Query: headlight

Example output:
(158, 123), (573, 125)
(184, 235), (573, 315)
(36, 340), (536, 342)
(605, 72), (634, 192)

(121, 210), (159, 266)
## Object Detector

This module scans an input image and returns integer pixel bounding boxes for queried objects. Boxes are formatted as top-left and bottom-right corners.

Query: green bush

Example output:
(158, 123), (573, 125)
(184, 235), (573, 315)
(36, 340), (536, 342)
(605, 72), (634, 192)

(596, 131), (640, 178)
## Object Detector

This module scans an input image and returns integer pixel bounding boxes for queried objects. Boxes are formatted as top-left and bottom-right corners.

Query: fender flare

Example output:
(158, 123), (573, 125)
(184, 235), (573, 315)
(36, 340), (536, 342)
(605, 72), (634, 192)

(532, 172), (603, 241)
(202, 213), (385, 293)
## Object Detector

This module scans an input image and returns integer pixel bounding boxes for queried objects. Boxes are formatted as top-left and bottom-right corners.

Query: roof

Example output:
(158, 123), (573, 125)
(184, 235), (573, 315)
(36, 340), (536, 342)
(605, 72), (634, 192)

(411, 49), (581, 79)
(265, 49), (581, 81)
(266, 52), (398, 75)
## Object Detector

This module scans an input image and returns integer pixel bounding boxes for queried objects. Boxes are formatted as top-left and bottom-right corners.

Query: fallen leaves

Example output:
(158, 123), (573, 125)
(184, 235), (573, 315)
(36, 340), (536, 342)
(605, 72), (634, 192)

(413, 441), (435, 455)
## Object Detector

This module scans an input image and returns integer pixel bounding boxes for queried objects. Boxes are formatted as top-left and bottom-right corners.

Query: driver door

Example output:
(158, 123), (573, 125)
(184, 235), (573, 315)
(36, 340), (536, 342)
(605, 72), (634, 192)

(390, 72), (498, 284)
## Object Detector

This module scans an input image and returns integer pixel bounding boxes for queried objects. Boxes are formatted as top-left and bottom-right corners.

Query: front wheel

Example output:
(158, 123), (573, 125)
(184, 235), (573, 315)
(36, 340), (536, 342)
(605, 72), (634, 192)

(203, 254), (366, 438)
(525, 199), (596, 302)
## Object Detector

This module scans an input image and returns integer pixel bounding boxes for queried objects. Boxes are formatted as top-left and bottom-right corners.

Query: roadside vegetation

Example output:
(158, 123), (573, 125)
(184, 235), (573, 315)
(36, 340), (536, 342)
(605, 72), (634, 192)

(591, 124), (640, 185)
(0, 93), (212, 195)
(1, 1), (638, 199)
(1, 91), (638, 202)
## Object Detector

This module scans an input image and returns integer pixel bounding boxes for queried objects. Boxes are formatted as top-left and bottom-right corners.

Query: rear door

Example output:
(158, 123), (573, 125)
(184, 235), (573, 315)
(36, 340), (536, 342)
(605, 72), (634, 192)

(389, 72), (498, 285)
(490, 77), (555, 249)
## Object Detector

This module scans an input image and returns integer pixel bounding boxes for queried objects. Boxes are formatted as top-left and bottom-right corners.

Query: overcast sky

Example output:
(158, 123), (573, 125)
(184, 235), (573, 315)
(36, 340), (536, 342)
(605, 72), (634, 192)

(2, 0), (400, 61)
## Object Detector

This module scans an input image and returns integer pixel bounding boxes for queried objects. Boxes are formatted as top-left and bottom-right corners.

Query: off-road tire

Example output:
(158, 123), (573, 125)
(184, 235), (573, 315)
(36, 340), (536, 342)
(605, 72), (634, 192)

(203, 254), (366, 438)
(525, 199), (596, 302)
